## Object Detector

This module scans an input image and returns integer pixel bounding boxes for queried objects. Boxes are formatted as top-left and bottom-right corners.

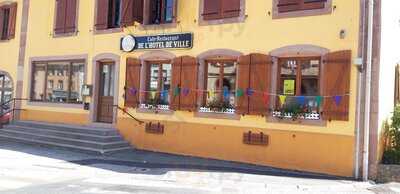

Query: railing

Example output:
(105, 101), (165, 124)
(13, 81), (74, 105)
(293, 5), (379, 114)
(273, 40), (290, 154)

(0, 98), (28, 126)
(113, 105), (144, 125)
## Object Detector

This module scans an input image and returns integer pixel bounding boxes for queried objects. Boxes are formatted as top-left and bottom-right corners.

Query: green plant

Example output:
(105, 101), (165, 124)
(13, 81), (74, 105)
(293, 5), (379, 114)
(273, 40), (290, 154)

(205, 99), (233, 112)
(381, 106), (400, 164)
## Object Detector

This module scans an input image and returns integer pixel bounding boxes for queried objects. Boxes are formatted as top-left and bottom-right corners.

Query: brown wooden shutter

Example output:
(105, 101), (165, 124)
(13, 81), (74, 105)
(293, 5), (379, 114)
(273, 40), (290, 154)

(170, 57), (182, 110)
(302, 0), (326, 10)
(121, 0), (133, 26)
(0, 7), (5, 40)
(180, 56), (198, 111)
(125, 58), (142, 108)
(236, 55), (251, 115)
(55, 0), (67, 34)
(65, 0), (77, 33)
(248, 54), (272, 115)
(322, 50), (351, 121)
(221, 0), (240, 18)
(202, 0), (221, 20)
(96, 0), (109, 30)
(7, 3), (17, 39)
(277, 0), (301, 13)
(132, 0), (144, 24)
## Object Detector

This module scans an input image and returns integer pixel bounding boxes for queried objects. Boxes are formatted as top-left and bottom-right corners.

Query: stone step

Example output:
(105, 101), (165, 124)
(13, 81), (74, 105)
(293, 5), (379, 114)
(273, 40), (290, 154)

(3, 125), (124, 143)
(0, 134), (132, 155)
(0, 128), (130, 150)
(13, 121), (119, 136)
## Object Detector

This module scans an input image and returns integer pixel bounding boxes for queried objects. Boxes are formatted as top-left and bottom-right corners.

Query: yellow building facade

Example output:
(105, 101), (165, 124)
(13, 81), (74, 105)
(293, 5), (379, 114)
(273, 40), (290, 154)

(0, 0), (364, 177)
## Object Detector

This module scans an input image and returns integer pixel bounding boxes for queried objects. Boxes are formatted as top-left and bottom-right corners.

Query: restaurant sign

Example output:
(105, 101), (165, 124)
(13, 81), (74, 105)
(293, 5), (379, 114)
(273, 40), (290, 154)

(120, 33), (193, 52)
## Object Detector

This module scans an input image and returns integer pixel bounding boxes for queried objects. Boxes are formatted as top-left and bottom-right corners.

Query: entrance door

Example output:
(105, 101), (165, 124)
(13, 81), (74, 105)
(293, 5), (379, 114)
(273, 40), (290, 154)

(97, 63), (115, 123)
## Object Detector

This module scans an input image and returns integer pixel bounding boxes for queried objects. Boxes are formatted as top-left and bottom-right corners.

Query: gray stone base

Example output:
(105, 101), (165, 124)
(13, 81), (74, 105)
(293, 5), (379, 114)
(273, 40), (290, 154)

(377, 164), (400, 183)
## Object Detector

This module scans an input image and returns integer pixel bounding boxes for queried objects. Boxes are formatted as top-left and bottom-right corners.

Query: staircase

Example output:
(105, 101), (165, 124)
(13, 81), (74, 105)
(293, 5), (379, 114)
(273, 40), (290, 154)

(0, 120), (133, 155)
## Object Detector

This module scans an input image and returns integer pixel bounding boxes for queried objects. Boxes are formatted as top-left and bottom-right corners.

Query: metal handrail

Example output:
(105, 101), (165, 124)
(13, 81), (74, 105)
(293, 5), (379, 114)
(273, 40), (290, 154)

(113, 105), (144, 125)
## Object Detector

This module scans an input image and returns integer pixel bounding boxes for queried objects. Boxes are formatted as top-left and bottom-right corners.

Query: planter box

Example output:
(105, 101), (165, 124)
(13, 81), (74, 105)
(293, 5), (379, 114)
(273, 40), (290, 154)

(377, 164), (400, 183)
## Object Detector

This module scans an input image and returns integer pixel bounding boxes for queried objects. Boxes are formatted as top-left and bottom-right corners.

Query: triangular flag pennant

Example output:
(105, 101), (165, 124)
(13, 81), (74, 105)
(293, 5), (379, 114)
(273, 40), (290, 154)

(160, 90), (168, 99)
(279, 95), (287, 105)
(316, 96), (323, 107)
(208, 90), (215, 98)
(182, 88), (190, 96)
(174, 87), (181, 97)
(236, 88), (244, 97)
(334, 96), (342, 106)
(129, 88), (137, 95)
(223, 87), (230, 99)
(246, 88), (254, 96)
(150, 91), (156, 99)
(296, 96), (306, 106)
(263, 93), (269, 105)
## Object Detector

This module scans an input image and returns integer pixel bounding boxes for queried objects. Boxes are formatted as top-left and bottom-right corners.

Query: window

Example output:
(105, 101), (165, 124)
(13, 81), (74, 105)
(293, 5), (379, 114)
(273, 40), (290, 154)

(31, 61), (85, 104)
(202, 0), (241, 21)
(146, 62), (171, 105)
(277, 57), (321, 112)
(204, 60), (237, 110)
(273, 0), (331, 19)
(0, 73), (13, 114)
(148, 0), (174, 24)
(0, 3), (17, 40)
(54, 0), (77, 35)
(96, 0), (144, 31)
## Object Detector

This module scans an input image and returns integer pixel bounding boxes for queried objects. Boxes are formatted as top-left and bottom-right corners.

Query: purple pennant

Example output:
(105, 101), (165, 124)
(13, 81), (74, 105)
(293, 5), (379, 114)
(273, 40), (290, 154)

(129, 88), (137, 95)
(246, 88), (254, 96)
(182, 88), (190, 96)
(334, 96), (342, 106)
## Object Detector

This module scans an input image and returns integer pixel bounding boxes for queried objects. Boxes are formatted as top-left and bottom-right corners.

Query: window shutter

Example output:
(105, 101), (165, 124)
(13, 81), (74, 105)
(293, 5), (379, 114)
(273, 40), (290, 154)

(236, 55), (251, 115)
(248, 54), (272, 116)
(277, 0), (301, 13)
(125, 58), (142, 108)
(202, 0), (221, 20)
(65, 0), (77, 33)
(180, 56), (198, 111)
(221, 0), (240, 18)
(96, 0), (109, 30)
(121, 0), (133, 26)
(132, 0), (144, 24)
(302, 0), (326, 10)
(322, 50), (351, 121)
(7, 3), (17, 39)
(0, 7), (5, 39)
(170, 57), (182, 110)
(55, 0), (67, 34)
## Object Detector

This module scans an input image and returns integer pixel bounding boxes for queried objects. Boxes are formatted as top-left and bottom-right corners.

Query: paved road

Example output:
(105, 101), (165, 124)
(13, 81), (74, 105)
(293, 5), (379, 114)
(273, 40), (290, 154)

(0, 141), (398, 194)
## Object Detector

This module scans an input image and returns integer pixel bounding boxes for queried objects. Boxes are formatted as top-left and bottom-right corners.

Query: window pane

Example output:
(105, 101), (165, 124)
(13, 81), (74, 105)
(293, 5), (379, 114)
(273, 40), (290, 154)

(70, 63), (84, 103)
(223, 61), (236, 106)
(46, 63), (70, 103)
(164, 0), (174, 23)
(100, 64), (114, 96)
(1, 8), (9, 40)
(31, 64), (46, 101)
(206, 62), (220, 104)
(301, 59), (320, 96)
(160, 64), (171, 104)
(279, 59), (297, 96)
(149, 64), (159, 101)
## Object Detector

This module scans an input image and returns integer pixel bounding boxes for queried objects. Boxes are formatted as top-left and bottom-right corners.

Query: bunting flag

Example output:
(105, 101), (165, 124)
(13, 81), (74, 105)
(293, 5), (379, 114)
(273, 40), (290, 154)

(246, 88), (254, 96)
(296, 96), (306, 106)
(160, 90), (168, 100)
(182, 88), (190, 96)
(150, 91), (156, 99)
(334, 96), (342, 106)
(316, 96), (323, 107)
(129, 88), (137, 95)
(223, 87), (230, 99)
(173, 87), (181, 97)
(236, 88), (244, 97)
(279, 95), (287, 105)
(208, 90), (216, 98)
(263, 92), (269, 105)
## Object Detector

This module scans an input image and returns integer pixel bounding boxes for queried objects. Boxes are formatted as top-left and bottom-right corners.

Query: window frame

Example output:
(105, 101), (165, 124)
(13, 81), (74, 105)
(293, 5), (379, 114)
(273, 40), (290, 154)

(142, 0), (177, 27)
(30, 60), (86, 104)
(53, 0), (79, 37)
(198, 0), (246, 26)
(144, 59), (172, 105)
(272, 0), (332, 19)
(202, 58), (237, 108)
(94, 0), (123, 34)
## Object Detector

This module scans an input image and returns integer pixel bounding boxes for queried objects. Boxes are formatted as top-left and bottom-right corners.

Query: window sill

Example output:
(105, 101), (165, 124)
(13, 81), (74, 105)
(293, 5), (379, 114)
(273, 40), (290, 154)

(195, 107), (240, 120)
(272, 4), (332, 19)
(93, 27), (123, 35)
(138, 22), (178, 30)
(267, 111), (326, 126)
(0, 38), (13, 43)
(27, 101), (84, 109)
(198, 15), (246, 26)
(136, 104), (173, 115)
(53, 31), (79, 38)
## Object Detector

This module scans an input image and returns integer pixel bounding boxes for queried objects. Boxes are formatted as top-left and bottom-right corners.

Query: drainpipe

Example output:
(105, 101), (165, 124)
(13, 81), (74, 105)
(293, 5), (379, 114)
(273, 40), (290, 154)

(362, 0), (374, 181)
